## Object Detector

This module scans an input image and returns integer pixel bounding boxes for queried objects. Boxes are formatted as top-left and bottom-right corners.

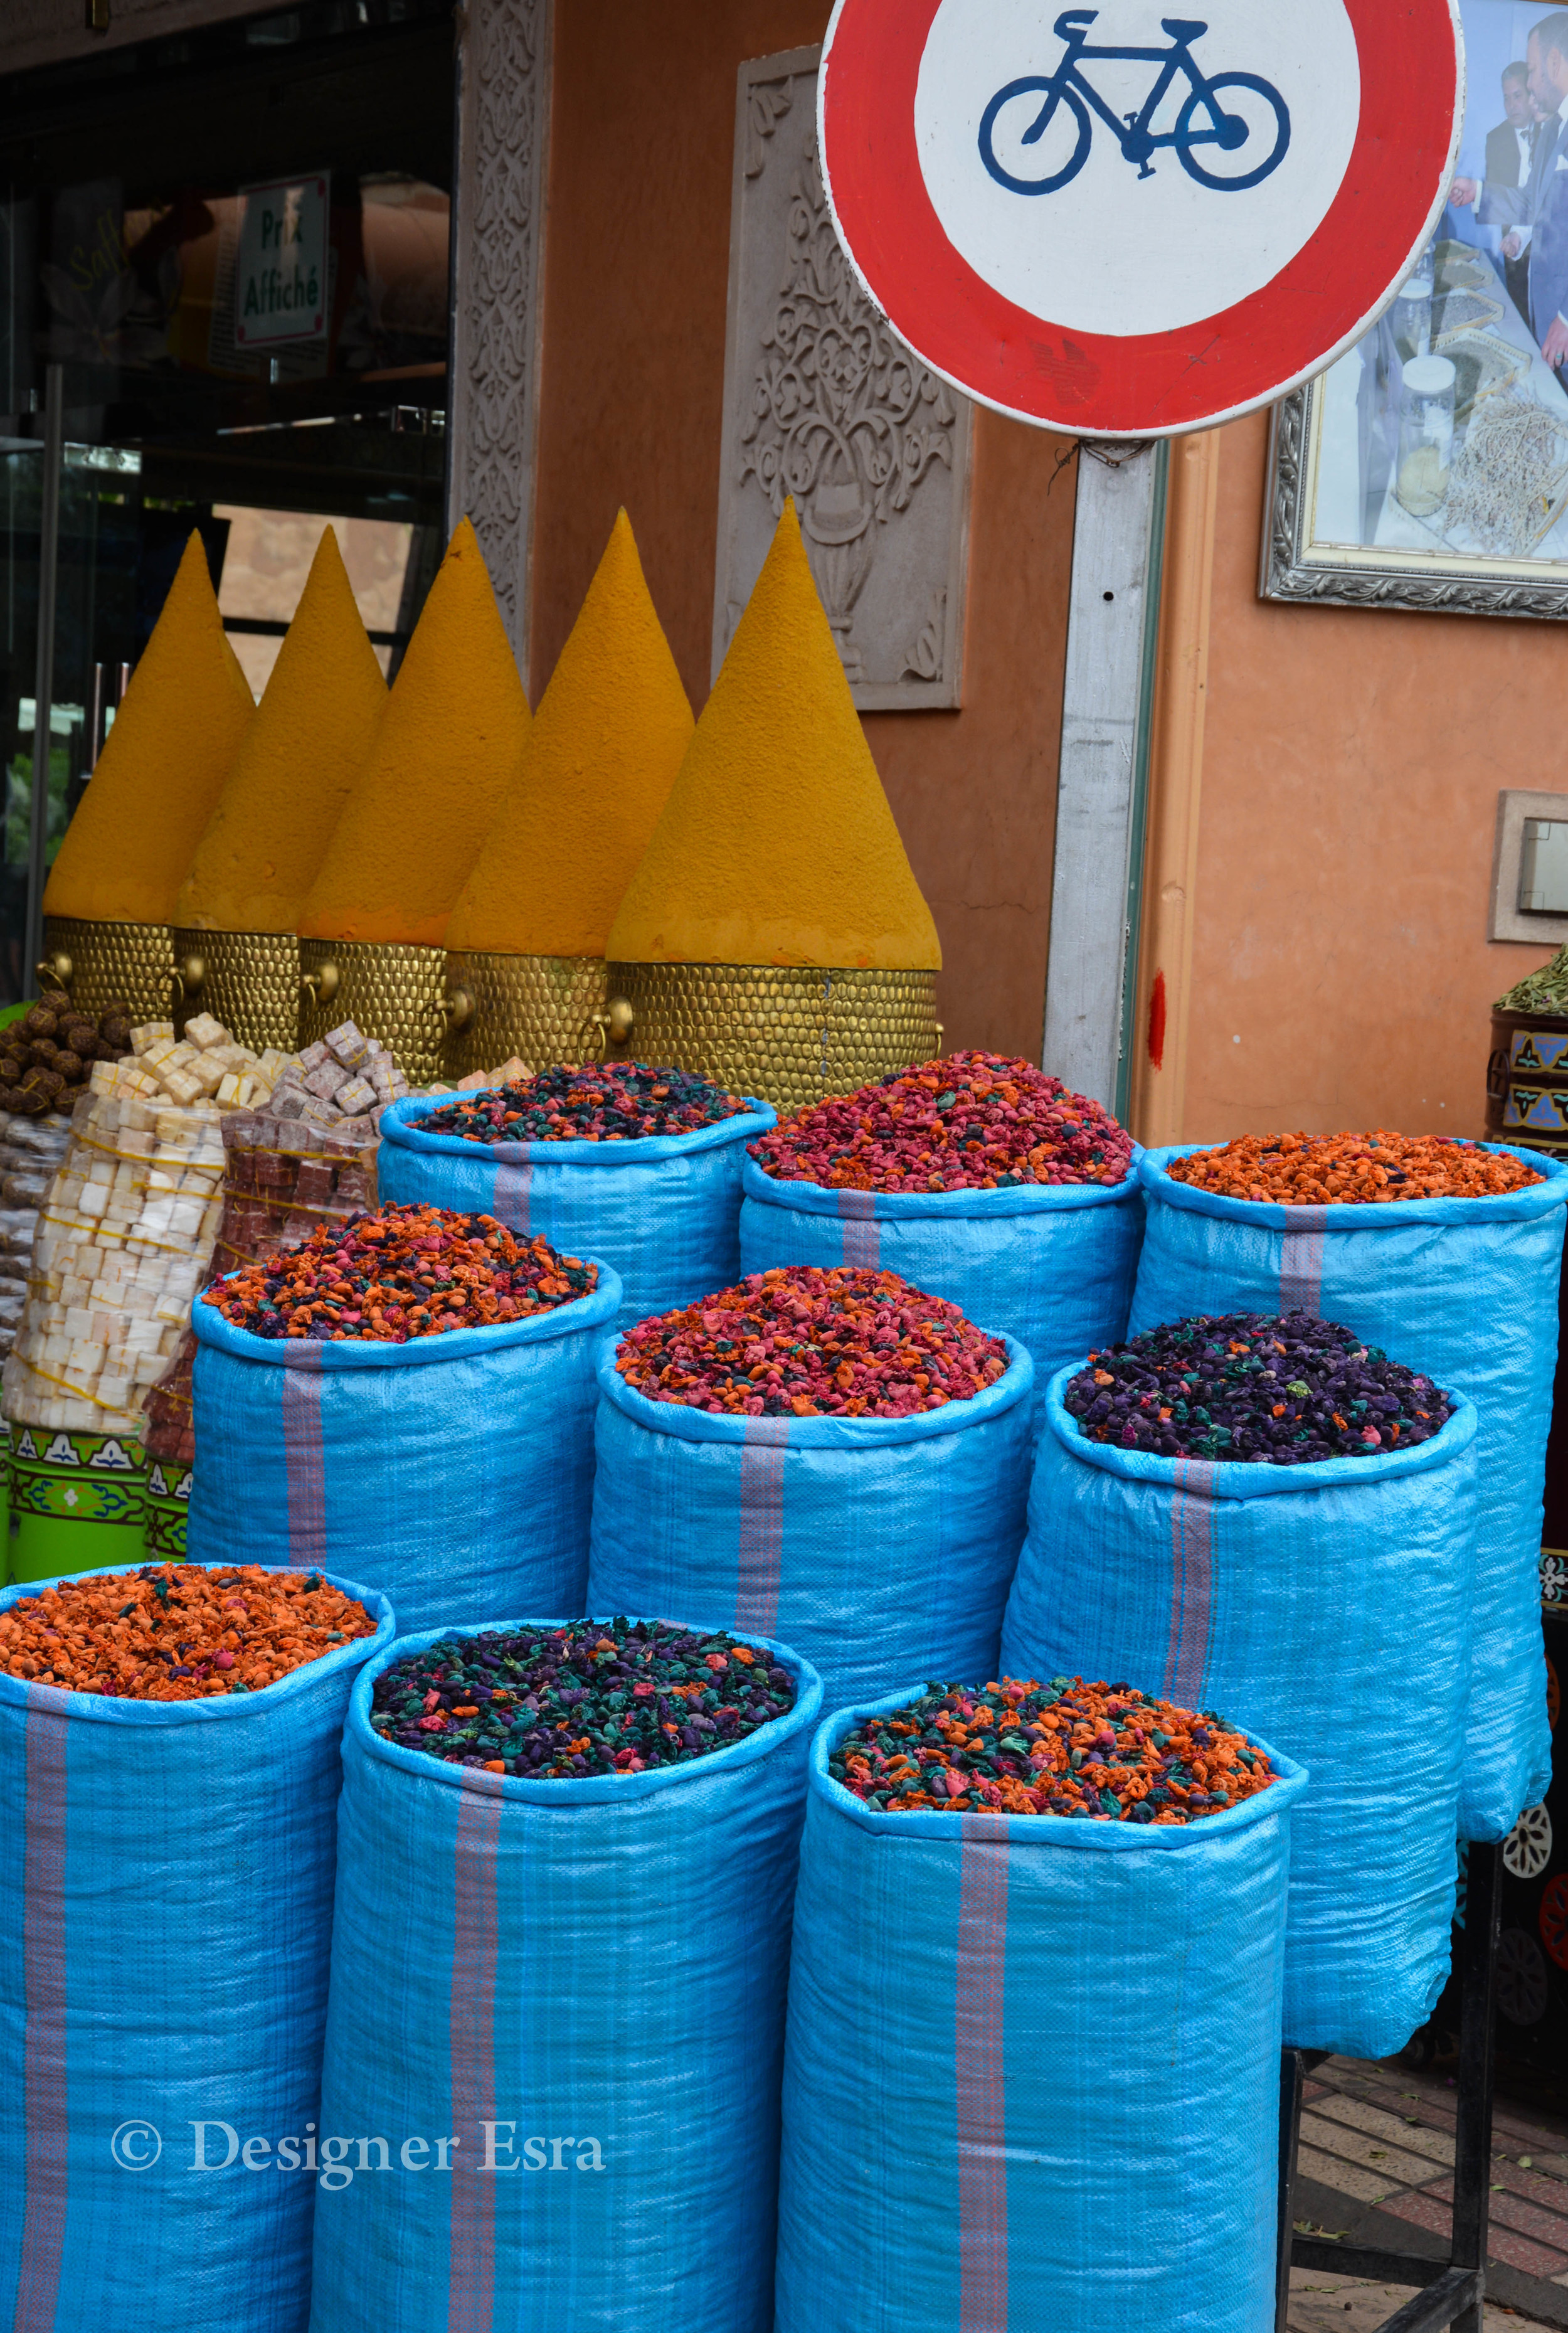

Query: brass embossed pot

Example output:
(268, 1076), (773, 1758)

(297, 936), (448, 1085)
(605, 962), (940, 1113)
(170, 928), (302, 1051)
(442, 951), (608, 1079)
(40, 915), (174, 1021)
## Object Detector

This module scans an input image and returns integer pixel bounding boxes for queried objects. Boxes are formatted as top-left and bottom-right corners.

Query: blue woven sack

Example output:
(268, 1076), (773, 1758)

(738, 1149), (1144, 1419)
(776, 1698), (1305, 2333)
(586, 1339), (1035, 1716)
(0, 1561), (393, 2333)
(1002, 1369), (1479, 2057)
(188, 1264), (621, 1636)
(309, 1618), (824, 2333)
(376, 1096), (775, 1330)
(1132, 1143), (1568, 1842)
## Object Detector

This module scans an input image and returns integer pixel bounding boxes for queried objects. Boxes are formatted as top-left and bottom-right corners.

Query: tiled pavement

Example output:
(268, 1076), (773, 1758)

(1286, 2054), (1568, 2330)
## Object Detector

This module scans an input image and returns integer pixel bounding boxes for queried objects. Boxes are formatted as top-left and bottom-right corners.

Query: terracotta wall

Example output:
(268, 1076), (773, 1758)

(1179, 408), (1559, 1144)
(531, 0), (1076, 1060)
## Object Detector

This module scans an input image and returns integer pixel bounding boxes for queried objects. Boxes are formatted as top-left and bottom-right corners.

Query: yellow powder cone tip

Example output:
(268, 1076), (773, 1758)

(298, 516), (531, 949)
(607, 498), (940, 971)
(445, 508), (694, 957)
(43, 532), (256, 925)
(176, 527), (386, 934)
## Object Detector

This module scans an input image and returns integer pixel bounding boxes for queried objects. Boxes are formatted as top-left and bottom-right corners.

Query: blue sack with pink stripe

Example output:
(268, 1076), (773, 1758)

(1001, 1367), (1479, 2058)
(1132, 1142), (1568, 1843)
(585, 1338), (1035, 1716)
(0, 1561), (393, 2333)
(309, 1618), (822, 2333)
(776, 1698), (1305, 2333)
(738, 1149), (1143, 1420)
(376, 1096), (775, 1331)
(187, 1263), (620, 1637)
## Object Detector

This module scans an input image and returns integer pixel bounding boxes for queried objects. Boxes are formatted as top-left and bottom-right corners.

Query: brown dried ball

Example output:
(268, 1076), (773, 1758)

(93, 1036), (119, 1062)
(55, 1055), (83, 1085)
(11, 1090), (46, 1116)
(99, 998), (130, 1021)
(100, 1014), (132, 1051)
(22, 1007), (56, 1039)
(65, 1024), (97, 1057)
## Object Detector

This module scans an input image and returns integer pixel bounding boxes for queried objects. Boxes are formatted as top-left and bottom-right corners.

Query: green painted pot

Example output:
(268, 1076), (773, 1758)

(8, 1423), (147, 1581)
(143, 1460), (191, 1563)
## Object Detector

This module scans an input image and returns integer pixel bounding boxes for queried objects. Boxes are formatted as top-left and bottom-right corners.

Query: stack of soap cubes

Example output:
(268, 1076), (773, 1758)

(2, 1016), (298, 1435)
(268, 1021), (410, 1135)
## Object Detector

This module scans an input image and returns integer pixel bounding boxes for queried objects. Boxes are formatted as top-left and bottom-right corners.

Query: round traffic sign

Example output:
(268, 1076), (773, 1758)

(818, 0), (1465, 437)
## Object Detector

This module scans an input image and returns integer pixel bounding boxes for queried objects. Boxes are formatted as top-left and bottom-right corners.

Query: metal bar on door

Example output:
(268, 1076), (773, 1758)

(24, 359), (63, 997)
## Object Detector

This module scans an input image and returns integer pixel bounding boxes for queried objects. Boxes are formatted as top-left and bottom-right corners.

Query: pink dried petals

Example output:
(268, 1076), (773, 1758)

(615, 1265), (1010, 1420)
(748, 1051), (1133, 1194)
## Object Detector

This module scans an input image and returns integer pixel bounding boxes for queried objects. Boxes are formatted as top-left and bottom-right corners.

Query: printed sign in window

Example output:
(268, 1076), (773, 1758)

(235, 175), (329, 348)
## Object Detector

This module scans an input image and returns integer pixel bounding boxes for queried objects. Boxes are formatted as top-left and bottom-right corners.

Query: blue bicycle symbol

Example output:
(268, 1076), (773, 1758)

(979, 11), (1291, 196)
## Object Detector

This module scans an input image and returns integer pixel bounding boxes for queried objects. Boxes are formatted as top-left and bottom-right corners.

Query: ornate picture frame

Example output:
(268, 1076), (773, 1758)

(1263, 0), (1568, 624)
(1261, 374), (1568, 621)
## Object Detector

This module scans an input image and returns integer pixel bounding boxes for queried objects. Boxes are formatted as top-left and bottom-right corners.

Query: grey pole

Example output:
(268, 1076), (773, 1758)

(1042, 438), (1168, 1114)
(24, 359), (64, 997)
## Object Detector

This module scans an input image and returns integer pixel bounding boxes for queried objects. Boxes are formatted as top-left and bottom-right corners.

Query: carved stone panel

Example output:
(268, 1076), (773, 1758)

(713, 45), (972, 712)
(446, 0), (553, 673)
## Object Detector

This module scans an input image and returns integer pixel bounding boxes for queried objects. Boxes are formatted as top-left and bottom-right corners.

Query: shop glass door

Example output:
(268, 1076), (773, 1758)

(0, 0), (455, 1001)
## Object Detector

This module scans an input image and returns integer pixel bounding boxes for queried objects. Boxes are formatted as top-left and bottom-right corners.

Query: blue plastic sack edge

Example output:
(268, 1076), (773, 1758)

(738, 1145), (1145, 1222)
(189, 1258), (623, 1371)
(0, 1560), (395, 1728)
(595, 1331), (1035, 1450)
(378, 1092), (777, 1167)
(807, 1689), (1307, 1851)
(347, 1614), (824, 1804)
(1041, 1363), (1479, 1501)
(1138, 1141), (1568, 1231)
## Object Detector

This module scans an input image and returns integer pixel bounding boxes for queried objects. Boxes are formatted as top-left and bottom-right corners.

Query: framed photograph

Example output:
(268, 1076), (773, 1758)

(1263, 0), (1568, 619)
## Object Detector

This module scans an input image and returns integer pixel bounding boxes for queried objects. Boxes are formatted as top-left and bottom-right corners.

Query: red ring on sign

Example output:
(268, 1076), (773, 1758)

(821, 0), (1462, 437)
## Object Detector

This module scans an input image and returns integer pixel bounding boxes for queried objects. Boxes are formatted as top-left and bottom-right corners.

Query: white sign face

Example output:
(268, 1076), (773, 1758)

(914, 0), (1362, 339)
(235, 174), (329, 348)
(819, 0), (1465, 437)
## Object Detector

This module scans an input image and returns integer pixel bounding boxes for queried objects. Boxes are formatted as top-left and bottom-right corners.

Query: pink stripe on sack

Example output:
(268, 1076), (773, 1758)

(448, 1790), (503, 2333)
(736, 1418), (790, 1639)
(280, 1350), (326, 1570)
(1279, 1207), (1328, 1317)
(14, 1690), (69, 2333)
(1163, 1460), (1216, 1708)
(491, 1154), (532, 1236)
(956, 1825), (1009, 2333)
(837, 1189), (881, 1272)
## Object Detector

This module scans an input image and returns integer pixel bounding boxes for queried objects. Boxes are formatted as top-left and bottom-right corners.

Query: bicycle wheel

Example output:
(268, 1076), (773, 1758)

(1176, 72), (1291, 192)
(978, 78), (1091, 196)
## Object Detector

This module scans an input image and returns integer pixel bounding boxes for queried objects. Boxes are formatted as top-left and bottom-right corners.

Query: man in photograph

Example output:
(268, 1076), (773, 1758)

(1488, 60), (1543, 321)
(1453, 11), (1568, 363)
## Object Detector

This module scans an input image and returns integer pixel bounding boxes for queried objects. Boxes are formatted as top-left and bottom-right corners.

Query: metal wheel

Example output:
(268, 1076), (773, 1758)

(1504, 1803), (1553, 1880)
(1540, 1874), (1568, 1972)
(1500, 1925), (1550, 2022)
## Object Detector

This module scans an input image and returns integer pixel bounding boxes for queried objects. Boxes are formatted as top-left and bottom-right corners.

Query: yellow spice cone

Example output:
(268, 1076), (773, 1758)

(445, 509), (692, 957)
(607, 499), (940, 970)
(298, 516), (530, 947)
(43, 532), (255, 924)
(175, 528), (386, 933)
